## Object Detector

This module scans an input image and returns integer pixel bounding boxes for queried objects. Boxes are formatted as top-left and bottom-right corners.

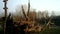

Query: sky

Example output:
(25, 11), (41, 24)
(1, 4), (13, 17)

(0, 0), (60, 16)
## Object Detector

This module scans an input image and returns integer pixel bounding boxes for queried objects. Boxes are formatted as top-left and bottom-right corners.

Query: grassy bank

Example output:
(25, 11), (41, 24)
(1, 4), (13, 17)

(26, 27), (60, 34)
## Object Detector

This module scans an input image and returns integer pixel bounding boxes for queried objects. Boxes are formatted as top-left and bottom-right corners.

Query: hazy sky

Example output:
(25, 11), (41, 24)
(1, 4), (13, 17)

(0, 0), (60, 16)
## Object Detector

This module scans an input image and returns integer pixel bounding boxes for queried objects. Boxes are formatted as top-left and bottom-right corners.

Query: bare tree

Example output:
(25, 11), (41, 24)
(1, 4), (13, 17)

(51, 11), (55, 17)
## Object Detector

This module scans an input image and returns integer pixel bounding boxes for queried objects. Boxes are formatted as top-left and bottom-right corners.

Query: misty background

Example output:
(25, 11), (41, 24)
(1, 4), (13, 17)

(0, 0), (60, 17)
